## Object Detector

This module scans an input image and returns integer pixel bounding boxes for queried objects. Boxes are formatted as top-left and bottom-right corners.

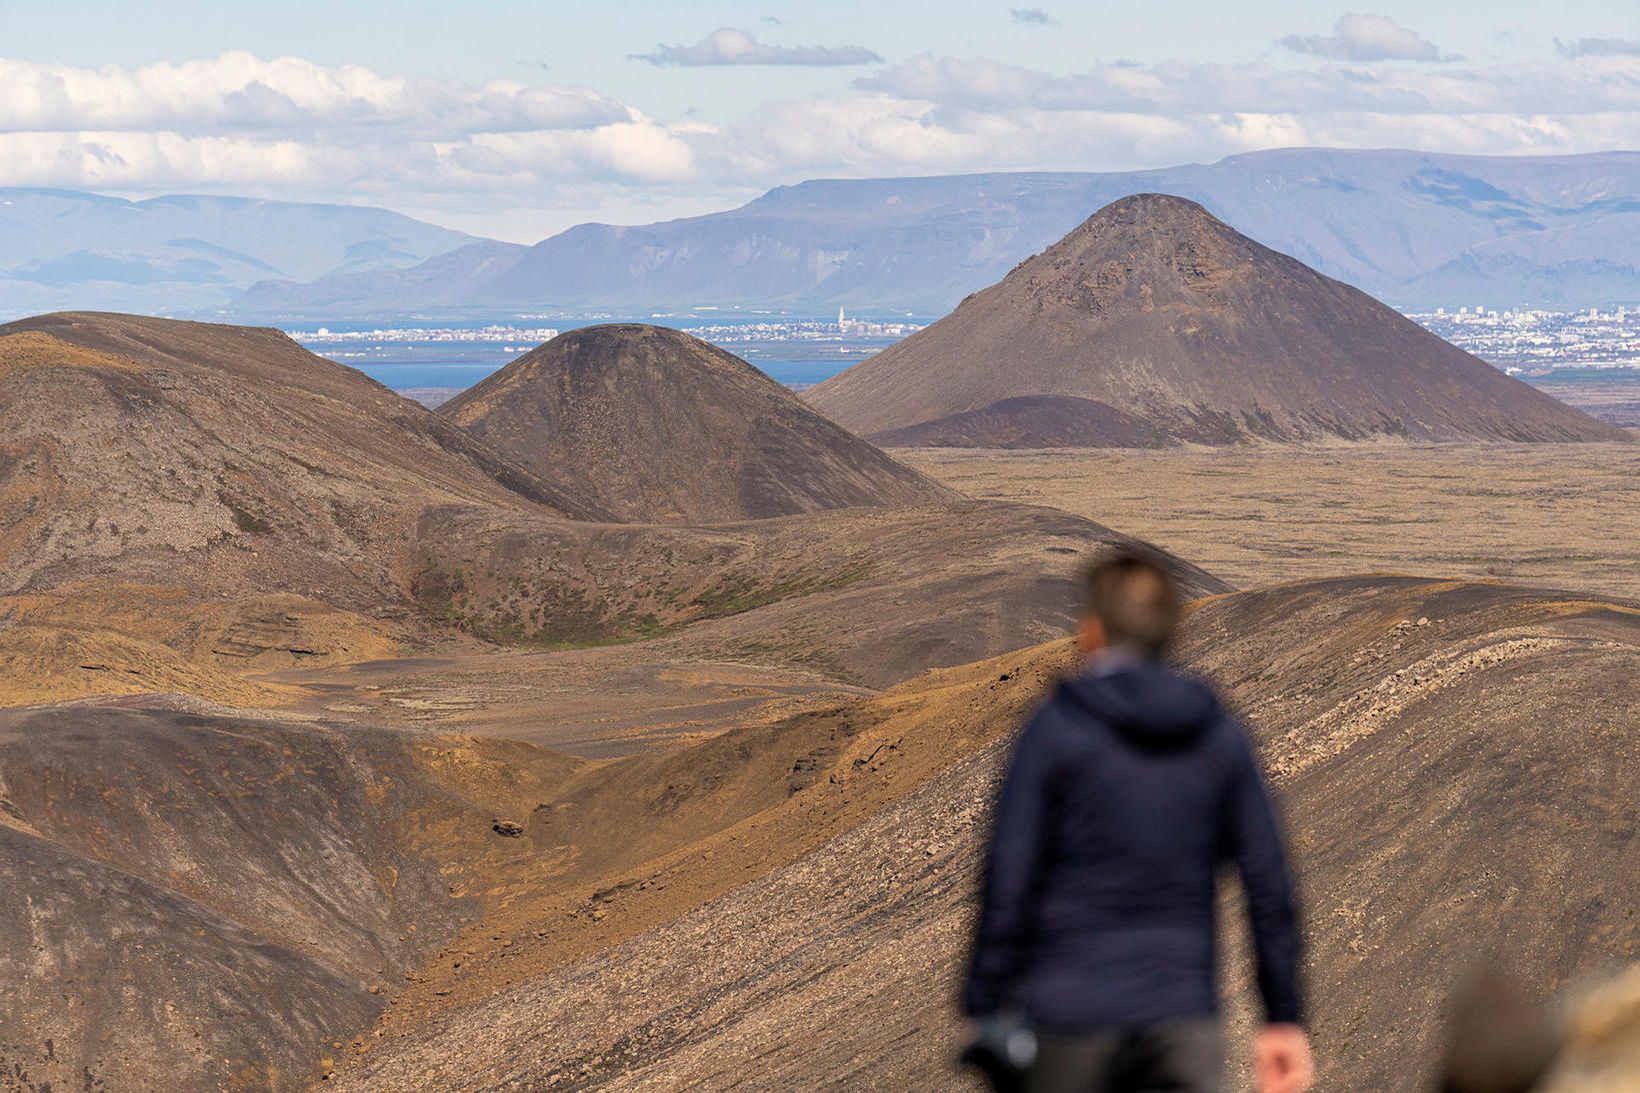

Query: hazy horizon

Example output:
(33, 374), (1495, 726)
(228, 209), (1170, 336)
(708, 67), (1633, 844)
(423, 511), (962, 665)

(11, 142), (1636, 246)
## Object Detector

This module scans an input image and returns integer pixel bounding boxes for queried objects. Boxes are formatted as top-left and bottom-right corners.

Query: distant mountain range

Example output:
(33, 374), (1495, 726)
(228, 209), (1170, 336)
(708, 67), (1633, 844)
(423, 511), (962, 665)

(11, 149), (1639, 322)
(225, 148), (1640, 319)
(0, 190), (475, 319)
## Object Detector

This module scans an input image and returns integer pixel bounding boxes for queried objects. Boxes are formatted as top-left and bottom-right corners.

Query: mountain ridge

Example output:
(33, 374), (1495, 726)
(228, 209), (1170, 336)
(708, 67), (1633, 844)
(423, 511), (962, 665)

(0, 309), (1209, 702)
(224, 148), (1640, 318)
(0, 190), (476, 319)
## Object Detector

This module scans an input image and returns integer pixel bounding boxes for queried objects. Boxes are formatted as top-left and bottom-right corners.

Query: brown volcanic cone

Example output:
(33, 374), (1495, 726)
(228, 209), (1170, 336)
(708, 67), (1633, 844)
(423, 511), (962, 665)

(439, 324), (954, 523)
(808, 194), (1630, 447)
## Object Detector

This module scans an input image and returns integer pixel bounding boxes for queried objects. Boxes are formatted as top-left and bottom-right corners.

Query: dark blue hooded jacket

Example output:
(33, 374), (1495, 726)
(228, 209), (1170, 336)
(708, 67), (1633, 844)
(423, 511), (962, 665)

(963, 657), (1302, 1031)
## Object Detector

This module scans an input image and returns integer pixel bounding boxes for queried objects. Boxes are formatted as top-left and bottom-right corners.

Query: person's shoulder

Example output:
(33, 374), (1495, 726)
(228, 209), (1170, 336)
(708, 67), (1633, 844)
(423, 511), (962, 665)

(1031, 669), (1106, 716)
(1021, 674), (1117, 757)
(1019, 678), (1087, 739)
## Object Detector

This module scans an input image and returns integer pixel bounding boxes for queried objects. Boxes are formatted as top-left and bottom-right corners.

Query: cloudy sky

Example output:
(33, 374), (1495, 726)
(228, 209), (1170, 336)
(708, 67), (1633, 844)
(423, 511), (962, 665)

(2, 0), (1637, 240)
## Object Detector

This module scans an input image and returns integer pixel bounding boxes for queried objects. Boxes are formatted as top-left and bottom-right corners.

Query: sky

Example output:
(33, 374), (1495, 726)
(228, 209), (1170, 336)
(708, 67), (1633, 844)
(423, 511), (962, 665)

(2, 0), (1638, 241)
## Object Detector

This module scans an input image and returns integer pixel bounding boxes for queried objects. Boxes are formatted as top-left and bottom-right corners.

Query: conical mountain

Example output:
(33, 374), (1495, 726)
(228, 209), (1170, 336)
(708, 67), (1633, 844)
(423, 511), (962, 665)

(438, 324), (954, 523)
(807, 194), (1629, 447)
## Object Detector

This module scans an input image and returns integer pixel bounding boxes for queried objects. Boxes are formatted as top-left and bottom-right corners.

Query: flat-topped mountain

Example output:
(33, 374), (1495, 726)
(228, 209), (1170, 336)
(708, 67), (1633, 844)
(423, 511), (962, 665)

(224, 150), (1640, 319)
(808, 194), (1630, 448)
(439, 324), (954, 523)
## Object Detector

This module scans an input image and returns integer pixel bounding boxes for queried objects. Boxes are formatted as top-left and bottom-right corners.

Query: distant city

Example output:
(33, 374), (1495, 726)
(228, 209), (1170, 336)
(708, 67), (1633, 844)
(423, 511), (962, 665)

(1407, 306), (1640, 374)
(285, 310), (930, 394)
(286, 306), (1638, 398)
(298, 324), (565, 358)
(684, 310), (924, 342)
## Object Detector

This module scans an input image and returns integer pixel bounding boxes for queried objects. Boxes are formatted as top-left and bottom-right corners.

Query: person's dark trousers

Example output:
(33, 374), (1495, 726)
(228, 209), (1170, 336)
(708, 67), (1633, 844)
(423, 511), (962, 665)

(1025, 1019), (1223, 1093)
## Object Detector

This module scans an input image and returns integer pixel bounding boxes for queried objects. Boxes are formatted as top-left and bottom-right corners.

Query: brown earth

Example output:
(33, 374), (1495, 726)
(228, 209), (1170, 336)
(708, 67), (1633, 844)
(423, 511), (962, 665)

(807, 195), (1628, 446)
(407, 499), (1222, 690)
(0, 704), (579, 1091)
(872, 394), (1159, 448)
(0, 312), (1225, 1090)
(327, 576), (1640, 1091)
(898, 441), (1640, 601)
(1530, 377), (1640, 429)
(0, 585), (401, 708)
(3, 308), (1636, 1092)
(261, 643), (872, 758)
(0, 312), (1216, 710)
(0, 313), (603, 704)
(440, 324), (953, 523)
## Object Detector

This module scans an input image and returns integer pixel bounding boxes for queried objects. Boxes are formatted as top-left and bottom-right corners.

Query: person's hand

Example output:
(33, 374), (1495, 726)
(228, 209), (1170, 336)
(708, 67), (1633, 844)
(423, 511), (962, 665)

(1254, 1023), (1313, 1093)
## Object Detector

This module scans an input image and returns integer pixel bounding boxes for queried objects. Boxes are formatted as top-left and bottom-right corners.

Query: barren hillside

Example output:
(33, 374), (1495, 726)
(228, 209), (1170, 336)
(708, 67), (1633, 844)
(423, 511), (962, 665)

(332, 576), (1640, 1090)
(440, 324), (953, 523)
(808, 195), (1628, 447)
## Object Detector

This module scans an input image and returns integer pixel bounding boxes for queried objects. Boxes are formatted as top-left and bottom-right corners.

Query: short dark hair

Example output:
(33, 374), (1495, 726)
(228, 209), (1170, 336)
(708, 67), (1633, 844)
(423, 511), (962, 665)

(1081, 550), (1180, 656)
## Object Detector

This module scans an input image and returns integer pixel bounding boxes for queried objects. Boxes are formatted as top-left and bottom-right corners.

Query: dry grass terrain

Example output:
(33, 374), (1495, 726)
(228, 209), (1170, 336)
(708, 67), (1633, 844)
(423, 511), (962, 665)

(1532, 378), (1640, 429)
(901, 440), (1640, 600)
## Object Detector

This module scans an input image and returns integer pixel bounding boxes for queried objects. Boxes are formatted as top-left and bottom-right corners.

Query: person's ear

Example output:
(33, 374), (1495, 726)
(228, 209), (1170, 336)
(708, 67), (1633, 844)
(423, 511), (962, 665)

(1078, 615), (1106, 655)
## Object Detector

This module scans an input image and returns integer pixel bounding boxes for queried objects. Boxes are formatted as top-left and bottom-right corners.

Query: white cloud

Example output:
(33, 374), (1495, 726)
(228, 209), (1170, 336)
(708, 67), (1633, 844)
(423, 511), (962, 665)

(2, 48), (1639, 237)
(1281, 13), (1457, 63)
(0, 52), (695, 207)
(631, 28), (882, 67)
(707, 51), (1640, 182)
(1556, 38), (1640, 59)
(447, 123), (699, 186)
(1010, 8), (1056, 26)
(853, 53), (1640, 118)
(0, 52), (631, 137)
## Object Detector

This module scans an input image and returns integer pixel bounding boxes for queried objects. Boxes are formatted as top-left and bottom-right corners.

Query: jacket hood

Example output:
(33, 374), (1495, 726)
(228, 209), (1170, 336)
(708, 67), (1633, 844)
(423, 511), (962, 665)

(1059, 659), (1221, 748)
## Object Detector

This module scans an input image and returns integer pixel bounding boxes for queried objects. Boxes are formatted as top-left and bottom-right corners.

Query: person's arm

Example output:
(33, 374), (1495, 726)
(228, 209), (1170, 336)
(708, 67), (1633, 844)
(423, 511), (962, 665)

(962, 709), (1059, 1018)
(1226, 720), (1312, 1093)
(1226, 720), (1302, 1023)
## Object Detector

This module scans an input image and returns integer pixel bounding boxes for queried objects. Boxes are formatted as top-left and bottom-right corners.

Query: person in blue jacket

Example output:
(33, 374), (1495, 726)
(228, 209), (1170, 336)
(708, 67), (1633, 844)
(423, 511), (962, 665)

(963, 551), (1312, 1093)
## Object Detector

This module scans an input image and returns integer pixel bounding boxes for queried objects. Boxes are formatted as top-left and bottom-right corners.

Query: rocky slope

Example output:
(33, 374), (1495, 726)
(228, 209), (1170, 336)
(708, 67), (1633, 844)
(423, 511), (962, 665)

(27, 302), (1633, 1093)
(331, 576), (1640, 1090)
(411, 499), (1223, 687)
(807, 194), (1629, 447)
(0, 704), (578, 1091)
(0, 313), (610, 704)
(0, 529), (1219, 1090)
(439, 324), (953, 523)
(0, 312), (604, 598)
(0, 312), (1207, 706)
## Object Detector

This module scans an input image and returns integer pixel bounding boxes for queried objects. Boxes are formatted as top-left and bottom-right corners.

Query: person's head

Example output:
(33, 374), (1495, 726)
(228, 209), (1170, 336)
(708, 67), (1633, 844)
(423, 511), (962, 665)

(1078, 550), (1181, 659)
